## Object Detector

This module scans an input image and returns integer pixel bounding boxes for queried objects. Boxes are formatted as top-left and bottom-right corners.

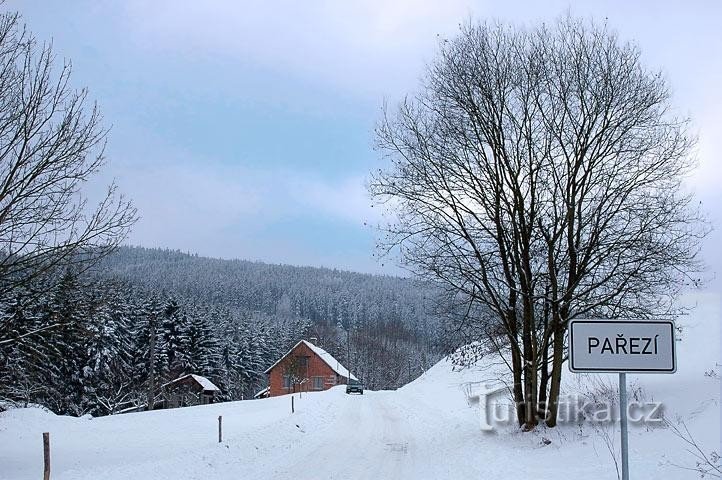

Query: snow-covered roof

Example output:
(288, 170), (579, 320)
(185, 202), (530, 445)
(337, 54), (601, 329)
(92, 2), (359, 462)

(254, 386), (270, 399)
(264, 340), (358, 381)
(162, 374), (220, 392)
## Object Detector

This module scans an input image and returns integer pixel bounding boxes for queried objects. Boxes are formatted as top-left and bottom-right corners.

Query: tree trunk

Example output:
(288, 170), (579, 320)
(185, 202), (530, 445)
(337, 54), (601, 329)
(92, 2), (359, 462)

(538, 290), (551, 420)
(538, 339), (550, 421)
(510, 344), (525, 427)
(147, 317), (156, 411)
(506, 306), (526, 428)
(521, 295), (538, 429)
(545, 320), (565, 427)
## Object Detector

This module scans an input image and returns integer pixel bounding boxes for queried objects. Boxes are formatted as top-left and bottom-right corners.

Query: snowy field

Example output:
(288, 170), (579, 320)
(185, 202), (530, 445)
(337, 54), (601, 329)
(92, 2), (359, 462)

(1, 292), (719, 480)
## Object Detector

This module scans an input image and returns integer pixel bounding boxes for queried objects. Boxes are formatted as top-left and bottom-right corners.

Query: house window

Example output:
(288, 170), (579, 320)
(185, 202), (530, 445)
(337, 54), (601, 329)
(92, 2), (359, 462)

(296, 356), (308, 367)
(283, 375), (292, 389)
(312, 376), (324, 391)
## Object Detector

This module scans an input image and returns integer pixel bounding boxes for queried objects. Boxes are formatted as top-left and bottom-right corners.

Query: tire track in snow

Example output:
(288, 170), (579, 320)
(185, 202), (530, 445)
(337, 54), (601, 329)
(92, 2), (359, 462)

(265, 391), (415, 479)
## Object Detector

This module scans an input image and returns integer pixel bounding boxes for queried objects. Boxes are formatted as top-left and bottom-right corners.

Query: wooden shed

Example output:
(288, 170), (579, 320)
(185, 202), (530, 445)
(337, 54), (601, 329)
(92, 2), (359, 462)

(161, 374), (220, 408)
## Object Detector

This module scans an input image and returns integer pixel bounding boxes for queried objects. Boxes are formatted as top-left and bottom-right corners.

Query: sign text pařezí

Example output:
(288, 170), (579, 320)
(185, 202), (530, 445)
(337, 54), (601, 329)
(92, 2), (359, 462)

(569, 320), (676, 373)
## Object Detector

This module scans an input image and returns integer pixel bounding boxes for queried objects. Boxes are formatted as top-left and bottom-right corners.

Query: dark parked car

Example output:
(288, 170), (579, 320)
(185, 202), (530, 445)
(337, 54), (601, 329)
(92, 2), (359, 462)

(346, 379), (364, 394)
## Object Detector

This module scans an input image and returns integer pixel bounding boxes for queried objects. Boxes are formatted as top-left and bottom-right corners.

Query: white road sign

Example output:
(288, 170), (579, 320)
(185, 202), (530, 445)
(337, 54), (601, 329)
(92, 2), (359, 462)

(569, 320), (676, 373)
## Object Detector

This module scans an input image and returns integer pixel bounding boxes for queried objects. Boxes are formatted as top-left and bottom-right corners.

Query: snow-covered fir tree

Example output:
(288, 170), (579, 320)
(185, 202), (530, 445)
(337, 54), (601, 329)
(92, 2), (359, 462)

(0, 247), (444, 416)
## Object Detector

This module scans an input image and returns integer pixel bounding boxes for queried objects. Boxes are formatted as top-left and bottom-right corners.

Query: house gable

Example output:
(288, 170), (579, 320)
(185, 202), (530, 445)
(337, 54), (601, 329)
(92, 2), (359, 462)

(264, 340), (357, 380)
(265, 340), (355, 397)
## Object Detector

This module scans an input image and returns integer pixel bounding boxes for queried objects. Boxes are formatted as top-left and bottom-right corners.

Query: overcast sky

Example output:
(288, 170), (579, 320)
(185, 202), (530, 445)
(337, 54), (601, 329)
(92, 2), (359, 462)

(7, 1), (721, 286)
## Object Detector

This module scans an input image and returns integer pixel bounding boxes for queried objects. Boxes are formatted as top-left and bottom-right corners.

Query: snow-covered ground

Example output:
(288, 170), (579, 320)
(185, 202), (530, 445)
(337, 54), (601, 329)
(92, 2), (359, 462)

(1, 292), (719, 480)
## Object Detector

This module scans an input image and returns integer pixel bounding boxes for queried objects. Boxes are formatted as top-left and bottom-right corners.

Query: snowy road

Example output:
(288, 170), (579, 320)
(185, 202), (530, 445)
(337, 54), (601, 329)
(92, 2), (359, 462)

(1, 376), (717, 480)
(266, 392), (416, 479)
(0, 379), (521, 480)
(240, 387), (497, 480)
(1, 301), (719, 480)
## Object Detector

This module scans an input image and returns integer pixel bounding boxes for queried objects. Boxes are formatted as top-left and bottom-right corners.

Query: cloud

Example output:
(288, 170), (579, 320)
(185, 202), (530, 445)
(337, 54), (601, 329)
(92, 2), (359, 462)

(14, 0), (720, 280)
(287, 173), (375, 225)
(121, 0), (474, 97)
(105, 149), (379, 257)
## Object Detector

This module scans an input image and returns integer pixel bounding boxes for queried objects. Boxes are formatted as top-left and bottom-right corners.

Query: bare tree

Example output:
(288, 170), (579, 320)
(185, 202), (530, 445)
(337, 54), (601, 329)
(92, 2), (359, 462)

(282, 356), (308, 394)
(94, 380), (133, 416)
(370, 16), (706, 429)
(664, 418), (721, 478)
(0, 11), (136, 344)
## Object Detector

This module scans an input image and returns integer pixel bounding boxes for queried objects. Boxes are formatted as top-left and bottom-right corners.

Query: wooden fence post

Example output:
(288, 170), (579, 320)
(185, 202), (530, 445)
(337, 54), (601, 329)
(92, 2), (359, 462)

(218, 416), (222, 443)
(291, 395), (294, 413)
(43, 432), (50, 480)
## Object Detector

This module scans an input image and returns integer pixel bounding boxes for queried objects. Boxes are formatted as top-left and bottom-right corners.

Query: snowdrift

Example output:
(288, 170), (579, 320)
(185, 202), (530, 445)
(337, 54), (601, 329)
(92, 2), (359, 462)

(1, 292), (719, 480)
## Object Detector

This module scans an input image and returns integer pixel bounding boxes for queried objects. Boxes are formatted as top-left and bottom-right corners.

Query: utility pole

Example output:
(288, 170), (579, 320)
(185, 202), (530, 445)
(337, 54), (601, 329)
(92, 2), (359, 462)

(346, 325), (352, 383)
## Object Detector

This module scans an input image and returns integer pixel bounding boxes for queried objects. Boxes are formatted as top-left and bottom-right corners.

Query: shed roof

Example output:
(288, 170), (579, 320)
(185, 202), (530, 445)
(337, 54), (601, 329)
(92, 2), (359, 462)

(161, 374), (220, 392)
(264, 339), (358, 381)
(254, 386), (270, 399)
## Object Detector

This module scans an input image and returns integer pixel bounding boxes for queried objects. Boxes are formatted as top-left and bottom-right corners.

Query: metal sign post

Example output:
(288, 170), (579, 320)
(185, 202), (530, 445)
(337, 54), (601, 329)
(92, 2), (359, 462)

(619, 372), (629, 480)
(569, 320), (677, 480)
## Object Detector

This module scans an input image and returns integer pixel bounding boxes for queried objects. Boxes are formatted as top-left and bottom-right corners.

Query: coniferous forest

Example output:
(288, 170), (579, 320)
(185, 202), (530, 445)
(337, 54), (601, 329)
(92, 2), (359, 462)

(0, 246), (443, 416)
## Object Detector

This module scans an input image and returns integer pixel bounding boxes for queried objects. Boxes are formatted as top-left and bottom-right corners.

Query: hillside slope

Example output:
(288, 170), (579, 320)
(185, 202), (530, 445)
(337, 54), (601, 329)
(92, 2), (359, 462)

(93, 246), (443, 391)
(98, 246), (441, 334)
(1, 292), (718, 480)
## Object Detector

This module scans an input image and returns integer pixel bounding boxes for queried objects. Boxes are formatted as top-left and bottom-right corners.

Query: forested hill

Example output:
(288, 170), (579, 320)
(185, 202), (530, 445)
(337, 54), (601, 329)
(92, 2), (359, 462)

(95, 246), (444, 393)
(99, 246), (440, 339)
(1, 246), (443, 417)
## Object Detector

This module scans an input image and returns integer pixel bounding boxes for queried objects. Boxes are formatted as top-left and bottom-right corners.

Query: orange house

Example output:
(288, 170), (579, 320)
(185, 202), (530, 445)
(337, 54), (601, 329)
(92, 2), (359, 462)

(264, 340), (357, 397)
